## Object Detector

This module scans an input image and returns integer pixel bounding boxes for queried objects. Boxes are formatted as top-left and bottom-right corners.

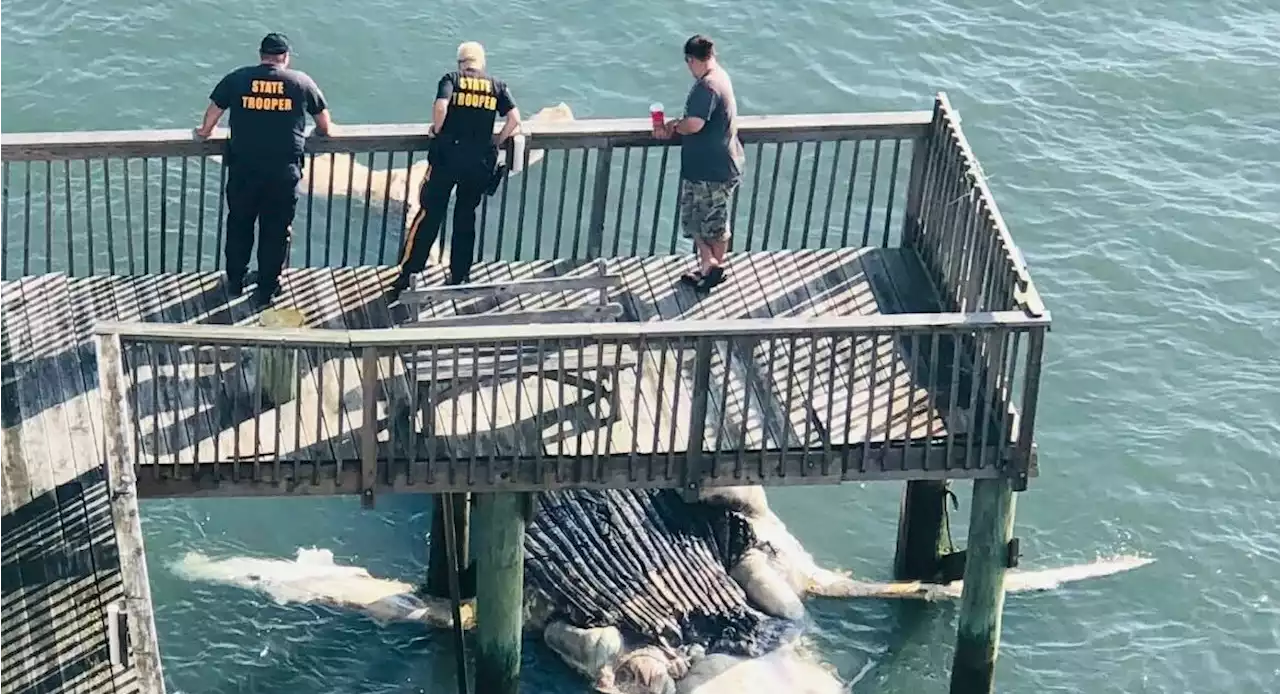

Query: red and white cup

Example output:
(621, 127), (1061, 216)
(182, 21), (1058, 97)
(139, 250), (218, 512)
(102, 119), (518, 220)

(649, 103), (665, 130)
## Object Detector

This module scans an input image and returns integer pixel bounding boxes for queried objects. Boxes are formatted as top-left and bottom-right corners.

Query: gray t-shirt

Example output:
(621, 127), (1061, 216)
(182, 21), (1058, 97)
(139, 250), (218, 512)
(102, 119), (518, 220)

(679, 68), (745, 183)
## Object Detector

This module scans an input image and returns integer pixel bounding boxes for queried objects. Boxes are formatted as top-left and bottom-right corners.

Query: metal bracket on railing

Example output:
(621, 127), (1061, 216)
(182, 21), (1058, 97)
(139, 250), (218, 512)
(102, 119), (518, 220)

(1014, 281), (1046, 319)
(1003, 444), (1030, 492)
(510, 134), (527, 174)
(1006, 538), (1021, 569)
(106, 601), (130, 668)
(360, 347), (378, 509)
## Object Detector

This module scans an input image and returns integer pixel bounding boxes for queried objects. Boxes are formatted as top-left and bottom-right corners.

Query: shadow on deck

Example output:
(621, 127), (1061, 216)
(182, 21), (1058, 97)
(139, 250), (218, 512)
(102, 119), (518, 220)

(1, 247), (1018, 499)
(1, 465), (138, 694)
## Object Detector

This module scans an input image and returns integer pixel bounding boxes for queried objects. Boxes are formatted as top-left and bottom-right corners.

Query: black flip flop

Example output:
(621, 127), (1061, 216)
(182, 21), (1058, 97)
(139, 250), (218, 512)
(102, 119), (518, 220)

(694, 266), (727, 293)
(678, 270), (703, 286)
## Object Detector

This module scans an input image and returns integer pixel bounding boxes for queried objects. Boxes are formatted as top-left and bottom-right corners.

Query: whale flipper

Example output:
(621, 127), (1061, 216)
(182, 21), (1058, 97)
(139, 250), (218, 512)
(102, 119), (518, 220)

(805, 555), (1156, 600)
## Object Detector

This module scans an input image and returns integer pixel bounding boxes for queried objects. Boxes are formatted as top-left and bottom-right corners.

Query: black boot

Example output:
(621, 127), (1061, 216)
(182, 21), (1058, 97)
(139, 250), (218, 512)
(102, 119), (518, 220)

(226, 272), (245, 297)
(252, 282), (282, 308)
(386, 272), (412, 303)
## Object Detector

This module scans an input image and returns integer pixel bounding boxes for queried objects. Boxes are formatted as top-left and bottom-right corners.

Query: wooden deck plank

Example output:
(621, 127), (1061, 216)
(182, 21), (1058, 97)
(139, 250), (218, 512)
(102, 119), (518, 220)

(830, 248), (909, 474)
(10, 274), (84, 693)
(604, 257), (666, 479)
(0, 279), (43, 694)
(490, 259), (632, 479)
(220, 273), (301, 482)
(64, 273), (137, 636)
(275, 267), (345, 469)
(65, 273), (134, 694)
(20, 275), (120, 691)
(856, 250), (951, 462)
(303, 266), (369, 492)
(7, 275), (75, 691)
(346, 264), (419, 487)
(720, 251), (808, 453)
(730, 250), (817, 454)
(140, 273), (215, 468)
(730, 251), (818, 456)
(391, 264), (454, 473)
(771, 248), (853, 444)
(409, 268), (493, 478)
(631, 254), (696, 461)
(128, 274), (185, 475)
(780, 248), (881, 457)
(264, 269), (338, 488)
(109, 275), (161, 482)
(540, 259), (618, 469)
(651, 253), (759, 483)
(166, 272), (226, 469)
(208, 275), (268, 482)
(875, 248), (978, 470)
(578, 260), (644, 471)
(792, 249), (883, 478)
(726, 250), (823, 479)
(470, 262), (549, 478)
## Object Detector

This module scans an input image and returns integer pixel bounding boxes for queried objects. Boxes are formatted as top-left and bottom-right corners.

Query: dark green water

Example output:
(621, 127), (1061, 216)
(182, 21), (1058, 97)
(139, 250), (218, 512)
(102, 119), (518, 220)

(3, 0), (1278, 691)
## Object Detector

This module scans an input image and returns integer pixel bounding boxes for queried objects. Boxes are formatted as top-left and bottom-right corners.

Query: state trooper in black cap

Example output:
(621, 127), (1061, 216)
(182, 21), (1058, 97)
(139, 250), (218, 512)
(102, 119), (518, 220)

(196, 32), (335, 307)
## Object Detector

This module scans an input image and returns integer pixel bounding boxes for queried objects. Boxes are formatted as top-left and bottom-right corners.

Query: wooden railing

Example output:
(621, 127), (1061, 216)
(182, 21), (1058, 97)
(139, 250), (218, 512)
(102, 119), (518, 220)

(94, 308), (1048, 498)
(1, 111), (928, 277)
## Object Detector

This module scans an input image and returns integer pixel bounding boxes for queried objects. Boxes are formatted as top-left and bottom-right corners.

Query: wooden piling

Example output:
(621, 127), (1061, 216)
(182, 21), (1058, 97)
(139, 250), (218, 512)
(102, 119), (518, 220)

(473, 492), (528, 694)
(257, 307), (305, 405)
(892, 480), (949, 580)
(427, 493), (473, 599)
(949, 477), (1016, 694)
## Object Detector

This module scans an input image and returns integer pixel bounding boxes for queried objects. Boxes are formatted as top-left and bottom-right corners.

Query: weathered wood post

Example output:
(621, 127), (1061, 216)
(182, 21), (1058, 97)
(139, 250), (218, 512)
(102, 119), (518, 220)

(473, 491), (529, 694)
(96, 333), (167, 693)
(427, 492), (473, 598)
(893, 480), (950, 580)
(949, 477), (1016, 693)
(257, 307), (305, 405)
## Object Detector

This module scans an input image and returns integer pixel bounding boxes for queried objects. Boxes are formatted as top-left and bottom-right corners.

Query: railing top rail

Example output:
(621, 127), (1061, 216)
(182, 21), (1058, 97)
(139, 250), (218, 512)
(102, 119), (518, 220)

(94, 310), (1050, 348)
(934, 92), (1046, 318)
(1, 111), (932, 159)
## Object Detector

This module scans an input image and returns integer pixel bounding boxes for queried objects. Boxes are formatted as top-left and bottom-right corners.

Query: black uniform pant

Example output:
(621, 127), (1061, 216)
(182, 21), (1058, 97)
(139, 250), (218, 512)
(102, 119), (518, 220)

(224, 164), (301, 292)
(399, 144), (494, 284)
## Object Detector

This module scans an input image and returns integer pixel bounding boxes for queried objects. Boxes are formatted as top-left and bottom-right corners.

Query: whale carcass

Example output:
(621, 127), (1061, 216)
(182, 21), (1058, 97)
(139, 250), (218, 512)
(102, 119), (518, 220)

(173, 484), (1154, 693)
(523, 487), (809, 691)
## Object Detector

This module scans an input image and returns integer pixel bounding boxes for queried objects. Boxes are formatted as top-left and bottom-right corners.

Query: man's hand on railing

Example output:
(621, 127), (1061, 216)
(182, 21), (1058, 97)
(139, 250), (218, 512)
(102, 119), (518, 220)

(193, 126), (214, 140)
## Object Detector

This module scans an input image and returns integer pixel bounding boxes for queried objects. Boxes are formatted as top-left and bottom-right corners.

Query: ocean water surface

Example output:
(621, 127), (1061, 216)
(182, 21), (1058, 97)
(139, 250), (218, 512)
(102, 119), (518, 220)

(3, 0), (1278, 691)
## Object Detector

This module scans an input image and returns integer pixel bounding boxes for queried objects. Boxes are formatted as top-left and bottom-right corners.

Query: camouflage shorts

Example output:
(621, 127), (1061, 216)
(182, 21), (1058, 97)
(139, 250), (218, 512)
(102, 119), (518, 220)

(678, 178), (738, 243)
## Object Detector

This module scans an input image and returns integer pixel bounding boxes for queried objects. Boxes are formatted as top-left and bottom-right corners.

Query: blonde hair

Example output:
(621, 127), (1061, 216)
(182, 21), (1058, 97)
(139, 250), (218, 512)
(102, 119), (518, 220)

(456, 41), (486, 70)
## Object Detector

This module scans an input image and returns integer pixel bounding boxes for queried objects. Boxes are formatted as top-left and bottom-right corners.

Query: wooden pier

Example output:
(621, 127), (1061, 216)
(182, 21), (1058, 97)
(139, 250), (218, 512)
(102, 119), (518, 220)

(1, 94), (1049, 694)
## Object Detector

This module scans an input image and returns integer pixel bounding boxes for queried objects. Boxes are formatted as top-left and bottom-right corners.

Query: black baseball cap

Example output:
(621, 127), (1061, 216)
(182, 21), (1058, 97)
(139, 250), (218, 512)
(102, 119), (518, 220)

(259, 33), (291, 55)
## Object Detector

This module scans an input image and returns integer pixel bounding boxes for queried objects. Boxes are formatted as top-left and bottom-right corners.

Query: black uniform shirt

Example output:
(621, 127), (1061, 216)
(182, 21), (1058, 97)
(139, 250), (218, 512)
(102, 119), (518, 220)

(211, 64), (328, 170)
(435, 69), (516, 146)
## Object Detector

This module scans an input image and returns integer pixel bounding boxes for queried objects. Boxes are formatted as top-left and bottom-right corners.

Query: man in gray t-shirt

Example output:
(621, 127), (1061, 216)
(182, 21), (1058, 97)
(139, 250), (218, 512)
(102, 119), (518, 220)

(655, 34), (745, 292)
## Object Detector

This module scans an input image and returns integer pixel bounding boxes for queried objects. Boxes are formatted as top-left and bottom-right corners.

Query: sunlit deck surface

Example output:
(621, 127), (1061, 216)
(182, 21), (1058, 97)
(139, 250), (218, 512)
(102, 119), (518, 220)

(0, 246), (1013, 500)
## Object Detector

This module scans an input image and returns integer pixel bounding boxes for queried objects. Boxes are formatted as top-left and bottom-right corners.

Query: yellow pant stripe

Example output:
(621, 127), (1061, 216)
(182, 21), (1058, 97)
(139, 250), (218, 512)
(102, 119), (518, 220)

(398, 165), (433, 268)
